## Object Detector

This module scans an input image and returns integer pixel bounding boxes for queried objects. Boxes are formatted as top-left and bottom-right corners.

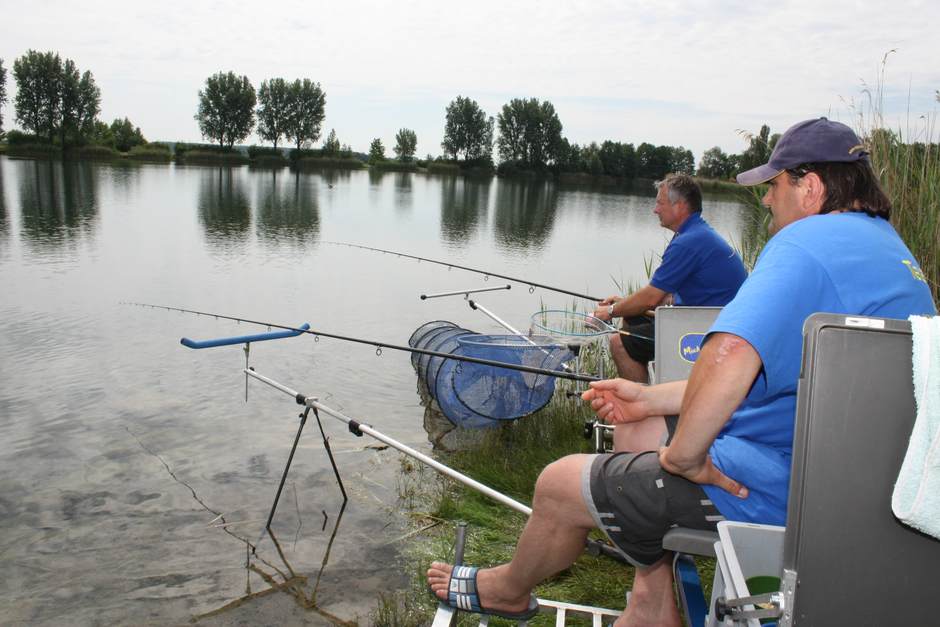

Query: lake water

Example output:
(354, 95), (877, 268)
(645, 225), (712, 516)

(0, 156), (751, 624)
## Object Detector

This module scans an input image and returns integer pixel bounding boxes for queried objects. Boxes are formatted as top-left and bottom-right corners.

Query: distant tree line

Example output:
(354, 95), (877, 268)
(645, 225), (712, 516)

(0, 49), (779, 179)
(11, 50), (101, 149)
(437, 94), (696, 179)
(2, 49), (157, 155)
(697, 125), (781, 180)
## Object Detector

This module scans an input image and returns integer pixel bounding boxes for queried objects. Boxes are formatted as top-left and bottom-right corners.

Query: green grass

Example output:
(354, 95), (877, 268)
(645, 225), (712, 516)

(126, 144), (172, 162)
(372, 396), (646, 626)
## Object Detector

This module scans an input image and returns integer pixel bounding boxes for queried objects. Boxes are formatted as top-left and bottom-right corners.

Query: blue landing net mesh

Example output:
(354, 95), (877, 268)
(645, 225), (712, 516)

(408, 321), (574, 429)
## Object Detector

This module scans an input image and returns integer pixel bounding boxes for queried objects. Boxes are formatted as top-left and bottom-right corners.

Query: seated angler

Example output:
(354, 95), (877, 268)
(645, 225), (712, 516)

(428, 118), (936, 626)
(593, 174), (746, 384)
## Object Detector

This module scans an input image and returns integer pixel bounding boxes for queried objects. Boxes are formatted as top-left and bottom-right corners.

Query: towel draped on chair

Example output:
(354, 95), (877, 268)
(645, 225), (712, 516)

(892, 315), (940, 540)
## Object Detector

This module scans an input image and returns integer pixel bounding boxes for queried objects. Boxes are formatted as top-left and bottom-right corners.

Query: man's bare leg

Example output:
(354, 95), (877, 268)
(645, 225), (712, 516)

(613, 415), (667, 452)
(427, 454), (682, 626)
(428, 455), (595, 614)
(609, 333), (649, 383)
(614, 555), (681, 627)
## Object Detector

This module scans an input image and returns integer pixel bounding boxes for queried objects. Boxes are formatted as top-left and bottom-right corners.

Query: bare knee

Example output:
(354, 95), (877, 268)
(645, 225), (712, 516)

(532, 455), (595, 527)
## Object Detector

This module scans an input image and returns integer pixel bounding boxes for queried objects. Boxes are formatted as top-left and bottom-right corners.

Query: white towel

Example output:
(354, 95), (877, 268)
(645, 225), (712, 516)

(892, 315), (940, 540)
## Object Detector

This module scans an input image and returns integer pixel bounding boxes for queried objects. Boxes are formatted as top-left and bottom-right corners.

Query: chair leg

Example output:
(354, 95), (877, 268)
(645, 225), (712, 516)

(674, 553), (708, 627)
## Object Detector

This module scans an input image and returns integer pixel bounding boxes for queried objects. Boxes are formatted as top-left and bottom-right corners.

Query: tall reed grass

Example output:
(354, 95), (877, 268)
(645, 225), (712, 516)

(853, 55), (940, 301)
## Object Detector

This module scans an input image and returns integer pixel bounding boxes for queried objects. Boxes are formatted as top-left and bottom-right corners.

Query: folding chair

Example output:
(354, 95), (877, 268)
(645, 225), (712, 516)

(712, 313), (940, 625)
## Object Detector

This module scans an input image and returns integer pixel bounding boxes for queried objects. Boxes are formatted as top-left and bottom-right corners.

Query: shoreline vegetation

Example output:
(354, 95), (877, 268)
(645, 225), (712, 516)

(0, 139), (748, 192)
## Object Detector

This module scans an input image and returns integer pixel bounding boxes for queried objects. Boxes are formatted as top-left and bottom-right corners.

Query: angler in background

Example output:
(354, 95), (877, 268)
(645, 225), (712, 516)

(592, 173), (747, 383)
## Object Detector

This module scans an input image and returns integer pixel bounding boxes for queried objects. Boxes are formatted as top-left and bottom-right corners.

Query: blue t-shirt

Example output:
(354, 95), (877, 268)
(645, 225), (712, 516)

(650, 213), (747, 306)
(703, 212), (936, 525)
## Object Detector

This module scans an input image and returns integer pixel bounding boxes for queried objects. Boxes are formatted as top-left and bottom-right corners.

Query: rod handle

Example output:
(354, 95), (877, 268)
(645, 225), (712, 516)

(181, 323), (311, 349)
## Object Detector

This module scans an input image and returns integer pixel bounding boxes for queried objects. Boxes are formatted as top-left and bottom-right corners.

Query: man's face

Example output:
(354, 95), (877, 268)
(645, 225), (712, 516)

(653, 187), (687, 231)
(763, 172), (809, 235)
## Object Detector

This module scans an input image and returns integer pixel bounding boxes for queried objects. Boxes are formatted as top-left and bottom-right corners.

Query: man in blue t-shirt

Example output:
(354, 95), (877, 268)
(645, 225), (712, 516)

(427, 119), (935, 626)
(593, 173), (746, 384)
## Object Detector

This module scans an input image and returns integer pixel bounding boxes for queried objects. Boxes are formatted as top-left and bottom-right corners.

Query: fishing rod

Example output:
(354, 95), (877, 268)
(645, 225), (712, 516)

(322, 241), (603, 302)
(125, 302), (600, 383)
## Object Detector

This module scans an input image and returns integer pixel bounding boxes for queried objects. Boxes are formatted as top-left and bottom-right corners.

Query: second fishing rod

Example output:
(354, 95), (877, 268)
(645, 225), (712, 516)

(323, 240), (604, 302)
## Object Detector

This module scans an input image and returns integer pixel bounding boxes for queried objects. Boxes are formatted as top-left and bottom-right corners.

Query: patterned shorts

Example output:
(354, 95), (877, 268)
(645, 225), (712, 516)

(581, 417), (725, 566)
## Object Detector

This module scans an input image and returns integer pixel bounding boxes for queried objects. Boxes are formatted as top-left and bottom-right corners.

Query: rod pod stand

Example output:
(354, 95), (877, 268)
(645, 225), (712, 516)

(244, 368), (628, 564)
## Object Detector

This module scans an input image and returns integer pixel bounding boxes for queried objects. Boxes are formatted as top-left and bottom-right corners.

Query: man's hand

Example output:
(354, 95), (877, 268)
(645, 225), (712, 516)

(581, 379), (650, 424)
(592, 296), (621, 322)
(658, 446), (748, 498)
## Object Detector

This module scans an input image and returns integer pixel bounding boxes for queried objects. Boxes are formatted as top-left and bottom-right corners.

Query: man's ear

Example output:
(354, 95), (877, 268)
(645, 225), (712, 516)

(800, 172), (826, 215)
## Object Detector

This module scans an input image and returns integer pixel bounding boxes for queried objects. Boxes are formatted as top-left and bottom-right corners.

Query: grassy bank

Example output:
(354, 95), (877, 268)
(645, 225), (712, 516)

(371, 389), (700, 626)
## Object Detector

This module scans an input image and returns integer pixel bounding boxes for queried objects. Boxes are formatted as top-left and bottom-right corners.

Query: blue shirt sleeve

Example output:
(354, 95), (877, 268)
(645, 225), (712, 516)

(650, 237), (699, 294)
(709, 238), (839, 398)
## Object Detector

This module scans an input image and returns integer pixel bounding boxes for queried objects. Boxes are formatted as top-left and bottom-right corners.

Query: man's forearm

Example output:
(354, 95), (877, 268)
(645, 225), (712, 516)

(661, 333), (762, 473)
(642, 379), (687, 416)
(611, 284), (667, 318)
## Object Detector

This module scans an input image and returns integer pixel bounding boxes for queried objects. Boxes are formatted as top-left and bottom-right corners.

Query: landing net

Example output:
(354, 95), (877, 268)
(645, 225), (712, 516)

(408, 321), (574, 428)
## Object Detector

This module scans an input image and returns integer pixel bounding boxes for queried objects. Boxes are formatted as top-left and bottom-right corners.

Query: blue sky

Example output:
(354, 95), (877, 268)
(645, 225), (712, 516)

(2, 0), (938, 162)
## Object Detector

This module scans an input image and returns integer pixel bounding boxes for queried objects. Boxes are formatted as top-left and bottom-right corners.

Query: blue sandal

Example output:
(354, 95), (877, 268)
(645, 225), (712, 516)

(442, 565), (540, 620)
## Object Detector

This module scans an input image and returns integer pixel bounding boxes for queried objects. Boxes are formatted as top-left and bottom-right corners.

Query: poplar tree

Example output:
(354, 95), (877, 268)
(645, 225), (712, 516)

(394, 128), (417, 162)
(285, 79), (325, 150)
(256, 78), (291, 149)
(195, 71), (256, 150)
(442, 96), (493, 161)
(12, 50), (100, 147)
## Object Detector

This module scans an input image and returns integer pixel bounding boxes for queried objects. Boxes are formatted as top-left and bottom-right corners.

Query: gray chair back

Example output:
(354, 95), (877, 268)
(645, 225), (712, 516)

(781, 313), (940, 626)
(653, 306), (722, 384)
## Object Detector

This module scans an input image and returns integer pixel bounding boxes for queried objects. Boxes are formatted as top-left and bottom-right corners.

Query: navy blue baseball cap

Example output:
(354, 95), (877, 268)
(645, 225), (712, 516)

(736, 118), (869, 186)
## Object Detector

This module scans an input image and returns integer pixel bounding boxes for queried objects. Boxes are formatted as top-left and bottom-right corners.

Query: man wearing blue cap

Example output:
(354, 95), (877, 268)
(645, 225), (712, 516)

(427, 118), (935, 626)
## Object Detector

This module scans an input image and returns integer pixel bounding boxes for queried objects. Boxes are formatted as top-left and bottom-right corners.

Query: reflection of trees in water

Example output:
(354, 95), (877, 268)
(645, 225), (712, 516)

(255, 171), (320, 244)
(197, 167), (250, 242)
(317, 168), (353, 188)
(393, 172), (413, 212)
(493, 179), (558, 250)
(104, 162), (144, 199)
(18, 159), (99, 248)
(0, 165), (7, 240)
(439, 175), (491, 244)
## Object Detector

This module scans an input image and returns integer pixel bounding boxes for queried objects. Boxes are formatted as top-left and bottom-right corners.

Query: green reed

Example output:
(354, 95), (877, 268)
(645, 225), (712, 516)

(852, 57), (940, 301)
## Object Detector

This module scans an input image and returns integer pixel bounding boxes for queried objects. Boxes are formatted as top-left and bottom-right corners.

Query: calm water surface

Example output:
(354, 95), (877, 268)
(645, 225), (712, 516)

(0, 156), (750, 624)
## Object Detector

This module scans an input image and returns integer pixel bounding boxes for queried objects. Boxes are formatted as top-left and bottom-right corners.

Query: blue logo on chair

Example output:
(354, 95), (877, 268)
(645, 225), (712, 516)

(679, 333), (705, 363)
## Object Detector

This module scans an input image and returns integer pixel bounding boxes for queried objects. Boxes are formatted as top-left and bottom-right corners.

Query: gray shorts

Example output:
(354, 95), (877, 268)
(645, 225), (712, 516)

(581, 417), (725, 567)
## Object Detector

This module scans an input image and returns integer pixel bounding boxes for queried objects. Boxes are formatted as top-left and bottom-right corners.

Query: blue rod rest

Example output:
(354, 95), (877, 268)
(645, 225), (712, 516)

(181, 323), (311, 349)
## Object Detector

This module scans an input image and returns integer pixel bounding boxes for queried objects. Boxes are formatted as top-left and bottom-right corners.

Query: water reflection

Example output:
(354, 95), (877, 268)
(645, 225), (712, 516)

(255, 171), (320, 244)
(317, 168), (353, 189)
(105, 161), (145, 199)
(393, 172), (412, 213)
(493, 179), (558, 251)
(0, 165), (7, 241)
(439, 176), (491, 244)
(17, 159), (99, 248)
(198, 167), (251, 245)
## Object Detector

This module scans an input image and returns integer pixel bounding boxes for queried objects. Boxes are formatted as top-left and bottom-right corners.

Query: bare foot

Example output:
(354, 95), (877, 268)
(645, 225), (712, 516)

(427, 562), (532, 615)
